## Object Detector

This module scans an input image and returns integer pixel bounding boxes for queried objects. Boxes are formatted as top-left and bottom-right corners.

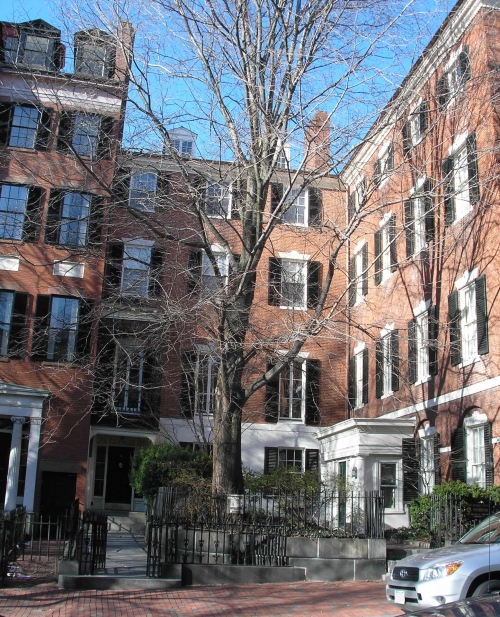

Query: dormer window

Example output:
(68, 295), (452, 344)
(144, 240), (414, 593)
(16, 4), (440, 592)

(171, 139), (193, 156)
(165, 128), (197, 158)
(1, 21), (64, 71)
(74, 30), (114, 78)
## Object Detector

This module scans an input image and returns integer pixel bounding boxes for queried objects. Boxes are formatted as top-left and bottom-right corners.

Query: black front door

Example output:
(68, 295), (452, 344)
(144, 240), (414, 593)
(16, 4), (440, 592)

(0, 432), (11, 507)
(105, 446), (133, 505)
(39, 471), (77, 516)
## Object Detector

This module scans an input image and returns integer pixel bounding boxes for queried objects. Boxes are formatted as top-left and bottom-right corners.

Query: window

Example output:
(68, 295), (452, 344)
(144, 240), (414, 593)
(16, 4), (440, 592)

(171, 139), (193, 156)
(374, 214), (396, 285)
(32, 295), (93, 363)
(347, 179), (366, 222)
(74, 31), (114, 78)
(408, 305), (438, 384)
(278, 359), (306, 420)
(103, 242), (163, 299)
(402, 101), (428, 154)
(420, 437), (435, 495)
(271, 183), (322, 227)
(437, 47), (470, 109)
(113, 346), (145, 414)
(122, 244), (152, 297)
(268, 257), (321, 310)
(380, 462), (397, 509)
(4, 27), (62, 70)
(45, 190), (104, 247)
(349, 242), (368, 306)
(202, 249), (228, 290)
(57, 111), (114, 160)
(451, 414), (493, 488)
(283, 189), (306, 225)
(264, 447), (319, 474)
(0, 290), (28, 357)
(443, 133), (479, 224)
(0, 104), (52, 150)
(405, 180), (434, 257)
(402, 432), (441, 501)
(129, 173), (158, 212)
(206, 183), (231, 218)
(448, 272), (488, 367)
(375, 329), (399, 398)
(0, 183), (43, 242)
(348, 347), (368, 410)
(373, 144), (394, 187)
(180, 350), (219, 417)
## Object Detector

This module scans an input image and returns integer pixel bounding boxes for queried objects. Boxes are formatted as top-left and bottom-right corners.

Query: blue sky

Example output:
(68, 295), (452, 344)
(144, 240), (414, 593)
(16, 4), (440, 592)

(0, 0), (56, 25)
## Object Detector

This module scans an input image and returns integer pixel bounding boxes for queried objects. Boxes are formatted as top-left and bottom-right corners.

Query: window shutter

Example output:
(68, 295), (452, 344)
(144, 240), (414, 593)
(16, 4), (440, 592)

(88, 195), (105, 246)
(187, 249), (202, 294)
(402, 438), (419, 502)
(92, 329), (115, 414)
(451, 428), (466, 483)
(268, 258), (281, 306)
(149, 248), (164, 297)
(348, 256), (356, 308)
(8, 292), (29, 358)
(402, 121), (411, 156)
(75, 299), (94, 361)
(375, 339), (383, 399)
(386, 144), (394, 172)
(437, 74), (449, 109)
(97, 116), (114, 159)
(362, 347), (369, 404)
(373, 158), (381, 187)
(180, 351), (196, 418)
(141, 352), (162, 415)
(408, 318), (417, 385)
(57, 110), (75, 152)
(45, 189), (64, 244)
(305, 359), (320, 425)
(270, 182), (283, 219)
(31, 295), (51, 361)
(35, 108), (53, 150)
(389, 215), (397, 272)
(306, 449), (320, 473)
(433, 433), (441, 485)
(419, 101), (429, 133)
(484, 422), (494, 488)
(361, 244), (368, 297)
(264, 447), (278, 474)
(405, 199), (414, 258)
(475, 274), (488, 356)
(307, 261), (321, 309)
(459, 47), (471, 84)
(424, 179), (435, 243)
(265, 362), (279, 422)
(442, 157), (455, 226)
(429, 305), (439, 376)
(156, 172), (170, 209)
(113, 168), (131, 207)
(466, 133), (480, 205)
(23, 186), (43, 242)
(374, 229), (382, 285)
(348, 191), (356, 222)
(448, 290), (462, 366)
(103, 242), (124, 298)
(348, 355), (355, 411)
(308, 187), (322, 227)
(391, 329), (400, 392)
(0, 103), (13, 146)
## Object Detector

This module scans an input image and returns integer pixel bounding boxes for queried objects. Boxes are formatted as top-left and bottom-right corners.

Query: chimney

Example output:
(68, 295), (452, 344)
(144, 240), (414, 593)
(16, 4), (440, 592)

(304, 111), (331, 172)
(115, 20), (135, 84)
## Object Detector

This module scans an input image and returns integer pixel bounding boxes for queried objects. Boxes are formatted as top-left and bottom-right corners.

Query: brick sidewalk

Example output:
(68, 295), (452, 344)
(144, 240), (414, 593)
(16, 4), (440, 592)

(0, 580), (405, 617)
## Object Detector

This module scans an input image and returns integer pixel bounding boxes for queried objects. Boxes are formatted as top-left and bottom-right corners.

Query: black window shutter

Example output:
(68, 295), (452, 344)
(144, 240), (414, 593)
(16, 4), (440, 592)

(113, 168), (131, 207)
(402, 121), (411, 156)
(405, 199), (414, 258)
(375, 339), (383, 399)
(429, 305), (439, 376)
(424, 179), (435, 243)
(264, 447), (278, 474)
(187, 250), (202, 294)
(149, 248), (164, 297)
(57, 111), (75, 151)
(386, 144), (394, 171)
(442, 157), (455, 226)
(268, 258), (281, 306)
(389, 215), (397, 272)
(180, 351), (196, 418)
(45, 189), (64, 244)
(156, 173), (170, 210)
(103, 242), (124, 298)
(92, 328), (116, 414)
(391, 329), (399, 392)
(374, 229), (382, 286)
(484, 422), (494, 488)
(362, 348), (369, 404)
(451, 428), (466, 483)
(373, 158), (381, 186)
(466, 133), (480, 205)
(88, 195), (105, 246)
(433, 433), (441, 485)
(23, 186), (43, 242)
(75, 299), (94, 361)
(348, 256), (356, 308)
(307, 261), (321, 309)
(402, 438), (419, 502)
(408, 318), (417, 385)
(348, 191), (356, 222)
(97, 116), (114, 159)
(0, 103), (13, 146)
(437, 74), (449, 109)
(8, 292), (29, 358)
(141, 352), (162, 414)
(475, 274), (489, 356)
(32, 295), (51, 361)
(361, 244), (368, 297)
(270, 182), (283, 219)
(305, 359), (320, 425)
(308, 187), (322, 227)
(448, 290), (462, 366)
(306, 449), (319, 473)
(348, 355), (355, 411)
(459, 47), (471, 84)
(35, 108), (53, 150)
(265, 362), (279, 423)
(419, 101), (429, 133)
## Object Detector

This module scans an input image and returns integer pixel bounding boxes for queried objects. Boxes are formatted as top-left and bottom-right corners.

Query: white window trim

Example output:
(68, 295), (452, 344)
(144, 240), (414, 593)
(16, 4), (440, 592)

(408, 98), (424, 147)
(283, 187), (308, 227)
(455, 268), (480, 368)
(377, 142), (392, 188)
(206, 183), (232, 219)
(378, 459), (403, 513)
(193, 344), (219, 416)
(202, 245), (229, 288)
(380, 323), (394, 400)
(278, 251), (309, 311)
(419, 430), (436, 495)
(464, 413), (488, 488)
(412, 299), (432, 385)
(277, 351), (308, 423)
(379, 211), (394, 284)
(353, 240), (367, 306)
(129, 171), (158, 213)
(354, 350), (364, 410)
(120, 238), (154, 298)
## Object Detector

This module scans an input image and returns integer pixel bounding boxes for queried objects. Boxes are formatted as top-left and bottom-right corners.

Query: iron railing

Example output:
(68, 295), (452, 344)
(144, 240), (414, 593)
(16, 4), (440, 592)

(0, 507), (26, 580)
(76, 510), (108, 575)
(147, 488), (384, 576)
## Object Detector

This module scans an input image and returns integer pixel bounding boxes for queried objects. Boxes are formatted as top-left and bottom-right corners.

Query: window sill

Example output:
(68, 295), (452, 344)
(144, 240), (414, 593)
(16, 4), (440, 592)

(459, 355), (481, 369)
(380, 391), (394, 400)
(413, 374), (432, 387)
(279, 305), (307, 311)
(278, 418), (304, 423)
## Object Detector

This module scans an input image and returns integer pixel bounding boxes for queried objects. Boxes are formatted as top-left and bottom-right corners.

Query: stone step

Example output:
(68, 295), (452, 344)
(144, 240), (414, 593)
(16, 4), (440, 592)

(58, 574), (181, 591)
(106, 512), (146, 533)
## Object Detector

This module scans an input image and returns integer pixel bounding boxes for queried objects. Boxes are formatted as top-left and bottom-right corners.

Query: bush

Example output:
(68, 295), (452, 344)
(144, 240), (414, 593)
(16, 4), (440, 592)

(243, 467), (322, 493)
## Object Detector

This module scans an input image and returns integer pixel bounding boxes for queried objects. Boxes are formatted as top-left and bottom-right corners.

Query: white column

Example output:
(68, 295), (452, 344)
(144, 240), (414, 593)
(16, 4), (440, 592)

(5, 416), (25, 511)
(23, 417), (42, 512)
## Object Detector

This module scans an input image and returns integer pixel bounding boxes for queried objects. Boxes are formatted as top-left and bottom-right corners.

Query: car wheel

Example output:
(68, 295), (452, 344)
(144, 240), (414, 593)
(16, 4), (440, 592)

(472, 579), (500, 597)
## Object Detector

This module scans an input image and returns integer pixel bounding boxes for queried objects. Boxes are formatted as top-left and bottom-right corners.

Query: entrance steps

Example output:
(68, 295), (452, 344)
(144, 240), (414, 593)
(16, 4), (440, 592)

(106, 511), (146, 534)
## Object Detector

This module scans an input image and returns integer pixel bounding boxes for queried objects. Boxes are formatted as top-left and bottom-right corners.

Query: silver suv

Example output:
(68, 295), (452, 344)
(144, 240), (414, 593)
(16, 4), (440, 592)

(386, 512), (500, 611)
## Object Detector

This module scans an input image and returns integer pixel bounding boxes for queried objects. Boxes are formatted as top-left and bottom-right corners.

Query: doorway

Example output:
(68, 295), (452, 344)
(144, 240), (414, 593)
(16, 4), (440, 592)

(105, 446), (133, 506)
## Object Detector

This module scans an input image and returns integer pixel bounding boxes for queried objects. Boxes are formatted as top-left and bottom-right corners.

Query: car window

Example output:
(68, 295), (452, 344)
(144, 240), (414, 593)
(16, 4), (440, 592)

(459, 513), (500, 544)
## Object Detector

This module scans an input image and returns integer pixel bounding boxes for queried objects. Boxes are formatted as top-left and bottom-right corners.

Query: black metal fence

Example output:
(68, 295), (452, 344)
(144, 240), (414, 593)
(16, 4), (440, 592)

(0, 507), (27, 580)
(147, 487), (384, 577)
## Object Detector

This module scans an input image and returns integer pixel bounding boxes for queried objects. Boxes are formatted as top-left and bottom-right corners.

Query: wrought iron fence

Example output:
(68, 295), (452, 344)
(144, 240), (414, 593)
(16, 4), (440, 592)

(0, 507), (26, 580)
(146, 487), (384, 576)
(76, 510), (108, 575)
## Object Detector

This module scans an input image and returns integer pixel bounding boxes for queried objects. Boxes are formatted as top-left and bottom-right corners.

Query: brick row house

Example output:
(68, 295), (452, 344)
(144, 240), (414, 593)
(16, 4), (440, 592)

(319, 0), (500, 526)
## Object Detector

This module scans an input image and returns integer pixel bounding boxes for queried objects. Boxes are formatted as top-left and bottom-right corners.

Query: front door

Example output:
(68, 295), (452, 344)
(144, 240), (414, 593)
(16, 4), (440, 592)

(0, 432), (11, 508)
(105, 446), (133, 508)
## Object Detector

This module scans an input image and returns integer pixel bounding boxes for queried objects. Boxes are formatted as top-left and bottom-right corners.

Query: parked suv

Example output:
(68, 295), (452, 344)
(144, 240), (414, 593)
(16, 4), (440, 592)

(386, 512), (500, 611)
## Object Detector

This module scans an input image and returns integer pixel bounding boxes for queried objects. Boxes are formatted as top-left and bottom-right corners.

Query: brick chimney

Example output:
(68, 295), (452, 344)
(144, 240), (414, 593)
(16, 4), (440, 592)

(115, 20), (135, 84)
(304, 111), (331, 172)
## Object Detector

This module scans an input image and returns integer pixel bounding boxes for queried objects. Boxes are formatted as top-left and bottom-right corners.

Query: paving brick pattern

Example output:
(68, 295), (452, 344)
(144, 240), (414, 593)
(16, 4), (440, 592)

(0, 581), (405, 617)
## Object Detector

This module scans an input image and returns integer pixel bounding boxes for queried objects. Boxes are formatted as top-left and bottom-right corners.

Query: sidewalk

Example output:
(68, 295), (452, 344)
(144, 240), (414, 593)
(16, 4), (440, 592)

(0, 580), (405, 617)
